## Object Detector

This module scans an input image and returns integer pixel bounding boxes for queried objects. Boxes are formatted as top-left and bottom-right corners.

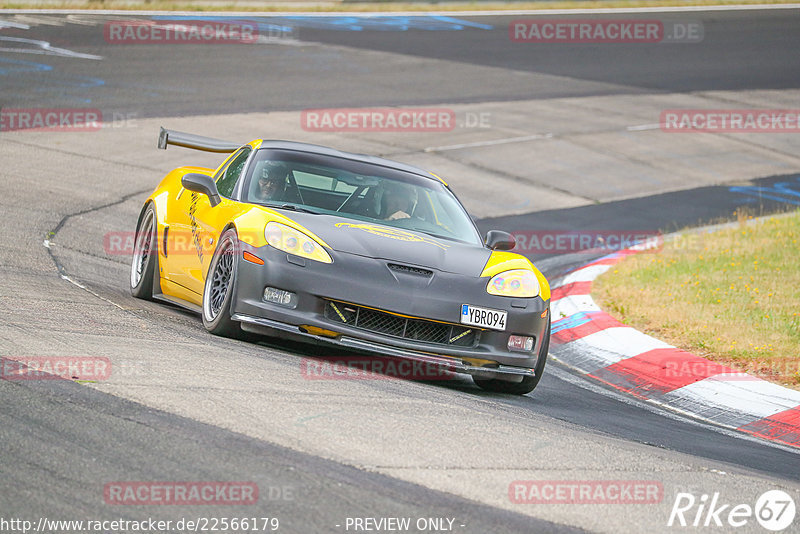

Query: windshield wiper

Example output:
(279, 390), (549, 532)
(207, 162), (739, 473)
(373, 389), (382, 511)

(266, 204), (320, 215)
(410, 228), (454, 241)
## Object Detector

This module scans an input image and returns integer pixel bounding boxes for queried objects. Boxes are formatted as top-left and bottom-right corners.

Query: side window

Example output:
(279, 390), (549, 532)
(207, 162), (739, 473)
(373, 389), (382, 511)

(216, 148), (251, 198)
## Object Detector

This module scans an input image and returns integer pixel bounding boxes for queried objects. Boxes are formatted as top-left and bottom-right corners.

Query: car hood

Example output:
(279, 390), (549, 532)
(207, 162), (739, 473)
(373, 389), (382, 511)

(286, 212), (490, 276)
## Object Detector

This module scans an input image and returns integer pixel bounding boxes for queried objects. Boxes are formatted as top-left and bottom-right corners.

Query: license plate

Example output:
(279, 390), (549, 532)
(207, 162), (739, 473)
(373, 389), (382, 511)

(460, 304), (507, 331)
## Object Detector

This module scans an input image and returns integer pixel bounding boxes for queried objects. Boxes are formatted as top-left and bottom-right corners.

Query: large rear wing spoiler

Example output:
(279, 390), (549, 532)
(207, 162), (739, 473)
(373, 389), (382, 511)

(158, 127), (241, 153)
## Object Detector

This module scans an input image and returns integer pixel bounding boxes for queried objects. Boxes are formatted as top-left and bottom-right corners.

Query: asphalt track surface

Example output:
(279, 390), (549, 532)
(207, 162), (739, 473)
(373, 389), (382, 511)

(2, 377), (572, 533)
(2, 8), (800, 534)
(2, 10), (800, 115)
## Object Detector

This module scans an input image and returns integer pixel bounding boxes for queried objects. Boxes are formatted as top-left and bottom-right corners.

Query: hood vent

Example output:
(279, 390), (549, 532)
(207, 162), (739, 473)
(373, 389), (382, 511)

(387, 263), (433, 277)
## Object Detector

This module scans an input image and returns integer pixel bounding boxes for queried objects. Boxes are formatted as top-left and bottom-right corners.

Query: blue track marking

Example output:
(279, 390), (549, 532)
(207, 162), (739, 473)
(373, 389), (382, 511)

(552, 311), (600, 334)
(151, 15), (493, 32)
(729, 176), (800, 206)
(0, 57), (53, 75)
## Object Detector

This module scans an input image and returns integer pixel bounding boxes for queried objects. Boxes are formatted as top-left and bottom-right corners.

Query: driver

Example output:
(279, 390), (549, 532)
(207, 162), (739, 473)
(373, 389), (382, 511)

(255, 164), (288, 202)
(381, 183), (415, 220)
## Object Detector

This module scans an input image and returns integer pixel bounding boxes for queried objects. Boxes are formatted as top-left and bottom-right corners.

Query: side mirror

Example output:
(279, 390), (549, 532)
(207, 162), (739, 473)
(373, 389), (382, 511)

(181, 173), (221, 207)
(485, 230), (516, 251)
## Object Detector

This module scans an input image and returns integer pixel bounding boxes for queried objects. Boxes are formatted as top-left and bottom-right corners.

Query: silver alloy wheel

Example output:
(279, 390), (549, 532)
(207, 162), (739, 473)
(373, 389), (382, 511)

(130, 209), (155, 289)
(204, 234), (235, 321)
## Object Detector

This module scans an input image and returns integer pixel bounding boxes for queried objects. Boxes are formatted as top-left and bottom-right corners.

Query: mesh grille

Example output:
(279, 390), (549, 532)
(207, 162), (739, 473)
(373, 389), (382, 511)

(406, 319), (449, 344)
(324, 300), (478, 347)
(357, 308), (406, 337)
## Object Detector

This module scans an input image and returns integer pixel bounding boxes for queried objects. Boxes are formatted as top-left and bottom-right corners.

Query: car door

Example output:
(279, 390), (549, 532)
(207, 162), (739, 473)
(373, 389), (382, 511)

(166, 147), (252, 295)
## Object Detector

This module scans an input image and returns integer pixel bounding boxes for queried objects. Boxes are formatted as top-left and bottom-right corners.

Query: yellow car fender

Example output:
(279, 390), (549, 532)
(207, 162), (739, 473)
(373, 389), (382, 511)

(480, 250), (551, 302)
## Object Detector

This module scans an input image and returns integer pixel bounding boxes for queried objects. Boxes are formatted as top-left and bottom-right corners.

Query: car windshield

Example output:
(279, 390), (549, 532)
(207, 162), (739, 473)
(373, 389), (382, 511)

(243, 148), (483, 245)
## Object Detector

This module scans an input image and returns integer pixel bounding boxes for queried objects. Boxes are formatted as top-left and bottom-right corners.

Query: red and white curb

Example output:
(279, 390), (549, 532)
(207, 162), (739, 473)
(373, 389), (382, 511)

(549, 248), (800, 449)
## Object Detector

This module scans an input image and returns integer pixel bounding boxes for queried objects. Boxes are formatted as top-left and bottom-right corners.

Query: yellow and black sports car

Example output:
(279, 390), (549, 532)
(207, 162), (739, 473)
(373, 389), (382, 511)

(130, 128), (551, 394)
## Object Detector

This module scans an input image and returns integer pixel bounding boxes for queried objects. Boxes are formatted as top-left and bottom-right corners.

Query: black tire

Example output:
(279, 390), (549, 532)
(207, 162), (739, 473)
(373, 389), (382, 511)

(473, 315), (550, 395)
(130, 203), (158, 300)
(202, 228), (243, 338)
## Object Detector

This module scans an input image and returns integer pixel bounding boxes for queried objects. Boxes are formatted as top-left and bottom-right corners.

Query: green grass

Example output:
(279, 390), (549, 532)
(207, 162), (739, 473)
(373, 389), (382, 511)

(594, 210), (800, 390)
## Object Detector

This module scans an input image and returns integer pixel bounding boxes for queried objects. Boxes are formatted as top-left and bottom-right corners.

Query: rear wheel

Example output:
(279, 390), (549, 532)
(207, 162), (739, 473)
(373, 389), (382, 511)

(130, 204), (157, 300)
(473, 315), (550, 395)
(202, 228), (243, 338)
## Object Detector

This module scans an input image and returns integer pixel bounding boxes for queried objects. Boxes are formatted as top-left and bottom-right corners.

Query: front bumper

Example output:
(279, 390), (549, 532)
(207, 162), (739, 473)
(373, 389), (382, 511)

(233, 243), (550, 379)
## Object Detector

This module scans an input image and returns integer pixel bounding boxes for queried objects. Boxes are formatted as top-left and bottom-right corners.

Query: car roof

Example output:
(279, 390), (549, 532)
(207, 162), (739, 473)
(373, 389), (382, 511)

(256, 140), (444, 184)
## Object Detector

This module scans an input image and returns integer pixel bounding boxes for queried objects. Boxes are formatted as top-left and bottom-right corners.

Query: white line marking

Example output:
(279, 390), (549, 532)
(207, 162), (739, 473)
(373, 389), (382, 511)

(255, 35), (305, 46)
(627, 123), (663, 131)
(0, 19), (29, 29)
(60, 273), (127, 311)
(44, 240), (127, 311)
(0, 36), (103, 59)
(425, 133), (552, 153)
(11, 14), (64, 26)
(65, 14), (111, 25)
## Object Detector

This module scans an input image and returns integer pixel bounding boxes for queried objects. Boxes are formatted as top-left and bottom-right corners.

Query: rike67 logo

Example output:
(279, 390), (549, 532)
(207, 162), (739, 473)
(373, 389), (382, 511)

(668, 490), (796, 531)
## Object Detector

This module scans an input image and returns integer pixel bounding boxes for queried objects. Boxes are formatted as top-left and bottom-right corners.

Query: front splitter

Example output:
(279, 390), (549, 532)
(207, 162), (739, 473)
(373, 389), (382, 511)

(232, 312), (534, 383)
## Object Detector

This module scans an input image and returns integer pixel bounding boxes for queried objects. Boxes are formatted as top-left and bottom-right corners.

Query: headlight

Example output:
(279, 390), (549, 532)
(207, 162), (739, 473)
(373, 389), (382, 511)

(487, 269), (539, 298)
(264, 222), (332, 264)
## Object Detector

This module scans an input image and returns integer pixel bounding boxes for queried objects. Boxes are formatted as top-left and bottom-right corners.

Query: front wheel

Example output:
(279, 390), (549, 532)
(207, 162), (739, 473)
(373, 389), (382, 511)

(202, 228), (243, 338)
(473, 315), (550, 395)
